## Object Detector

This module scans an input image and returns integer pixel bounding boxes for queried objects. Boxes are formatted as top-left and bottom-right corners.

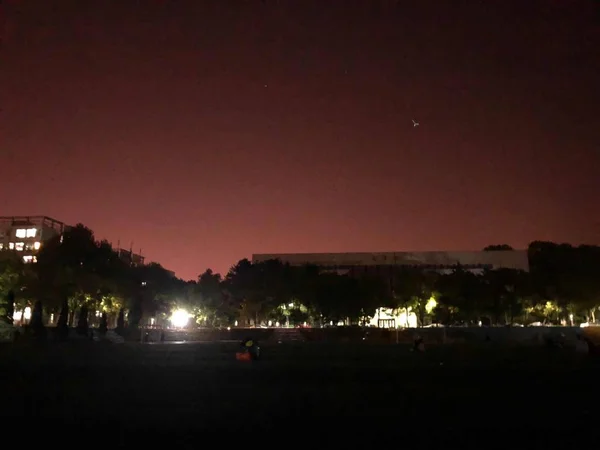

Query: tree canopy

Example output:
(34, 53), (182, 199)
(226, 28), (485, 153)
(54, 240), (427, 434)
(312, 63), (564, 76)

(1, 225), (599, 329)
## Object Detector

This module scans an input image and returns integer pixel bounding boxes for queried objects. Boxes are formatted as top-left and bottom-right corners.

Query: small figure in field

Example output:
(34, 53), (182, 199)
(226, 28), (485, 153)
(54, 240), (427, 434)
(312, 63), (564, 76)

(545, 332), (566, 349)
(575, 333), (589, 355)
(413, 334), (425, 352)
(241, 337), (261, 360)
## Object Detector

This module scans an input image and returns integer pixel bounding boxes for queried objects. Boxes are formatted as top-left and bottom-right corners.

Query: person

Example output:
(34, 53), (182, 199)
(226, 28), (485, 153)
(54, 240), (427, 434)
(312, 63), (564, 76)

(241, 337), (260, 360)
(413, 334), (425, 352)
(575, 333), (589, 355)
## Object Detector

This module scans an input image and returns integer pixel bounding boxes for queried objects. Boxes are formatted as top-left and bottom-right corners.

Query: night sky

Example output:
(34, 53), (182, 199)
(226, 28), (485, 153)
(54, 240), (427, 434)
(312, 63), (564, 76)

(1, 0), (599, 280)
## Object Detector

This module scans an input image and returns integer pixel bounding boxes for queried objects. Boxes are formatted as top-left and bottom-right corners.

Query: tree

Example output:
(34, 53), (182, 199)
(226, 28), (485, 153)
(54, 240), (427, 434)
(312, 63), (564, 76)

(127, 297), (143, 329)
(116, 308), (125, 334)
(194, 269), (231, 327)
(0, 290), (15, 325)
(392, 268), (437, 327)
(484, 244), (514, 251)
(481, 268), (530, 324)
(29, 300), (46, 339)
(129, 262), (182, 326)
(56, 299), (69, 340)
(435, 268), (484, 324)
(224, 259), (265, 326)
(76, 305), (89, 335)
(99, 312), (108, 334)
(36, 224), (132, 326)
(0, 252), (32, 321)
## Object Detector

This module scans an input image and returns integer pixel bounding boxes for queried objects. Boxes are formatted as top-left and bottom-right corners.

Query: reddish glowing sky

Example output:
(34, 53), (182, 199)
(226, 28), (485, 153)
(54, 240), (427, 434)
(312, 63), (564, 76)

(1, 0), (599, 280)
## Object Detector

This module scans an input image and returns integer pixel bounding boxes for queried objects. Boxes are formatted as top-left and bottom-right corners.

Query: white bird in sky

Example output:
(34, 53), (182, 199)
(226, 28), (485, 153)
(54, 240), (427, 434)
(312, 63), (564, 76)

(412, 119), (419, 127)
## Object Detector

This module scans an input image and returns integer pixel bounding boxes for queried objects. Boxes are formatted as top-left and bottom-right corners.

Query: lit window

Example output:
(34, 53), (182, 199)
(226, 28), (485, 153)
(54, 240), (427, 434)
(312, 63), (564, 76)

(33, 256), (37, 263)
(0, 243), (3, 250)
(23, 255), (34, 263)
(34, 241), (41, 250)
(26, 228), (37, 238)
(9, 242), (15, 250)
(16, 229), (26, 238)
(15, 242), (24, 251)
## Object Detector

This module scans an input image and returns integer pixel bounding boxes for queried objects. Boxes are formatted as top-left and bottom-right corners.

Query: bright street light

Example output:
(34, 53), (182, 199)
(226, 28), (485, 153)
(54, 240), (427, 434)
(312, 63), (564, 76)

(169, 309), (191, 328)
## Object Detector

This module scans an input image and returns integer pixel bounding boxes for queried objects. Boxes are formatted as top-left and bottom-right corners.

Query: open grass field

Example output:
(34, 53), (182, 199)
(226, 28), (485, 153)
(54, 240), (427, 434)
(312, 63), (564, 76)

(1, 340), (597, 444)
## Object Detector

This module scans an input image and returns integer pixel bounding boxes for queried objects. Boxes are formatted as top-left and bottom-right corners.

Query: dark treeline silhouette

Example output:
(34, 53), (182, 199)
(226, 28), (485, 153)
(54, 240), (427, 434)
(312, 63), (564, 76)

(1, 223), (599, 332)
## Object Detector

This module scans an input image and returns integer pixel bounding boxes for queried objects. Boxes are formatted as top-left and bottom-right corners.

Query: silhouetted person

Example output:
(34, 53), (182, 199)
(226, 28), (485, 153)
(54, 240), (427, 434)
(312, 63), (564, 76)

(241, 337), (260, 360)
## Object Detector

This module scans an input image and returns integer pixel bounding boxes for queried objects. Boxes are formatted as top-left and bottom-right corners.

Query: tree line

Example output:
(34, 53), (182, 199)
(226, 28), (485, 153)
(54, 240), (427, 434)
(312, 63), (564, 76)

(1, 223), (599, 333)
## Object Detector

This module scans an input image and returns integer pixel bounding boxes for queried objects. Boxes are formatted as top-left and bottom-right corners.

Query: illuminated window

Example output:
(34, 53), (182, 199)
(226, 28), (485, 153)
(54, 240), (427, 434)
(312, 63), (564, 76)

(26, 228), (37, 238)
(15, 242), (24, 251)
(9, 242), (15, 250)
(23, 255), (34, 263)
(16, 229), (26, 238)
(0, 243), (3, 250)
(34, 241), (41, 250)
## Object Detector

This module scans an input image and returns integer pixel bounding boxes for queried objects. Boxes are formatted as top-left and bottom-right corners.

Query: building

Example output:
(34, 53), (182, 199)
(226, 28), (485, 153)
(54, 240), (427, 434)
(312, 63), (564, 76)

(0, 216), (69, 263)
(0, 215), (147, 267)
(115, 248), (146, 267)
(252, 250), (529, 274)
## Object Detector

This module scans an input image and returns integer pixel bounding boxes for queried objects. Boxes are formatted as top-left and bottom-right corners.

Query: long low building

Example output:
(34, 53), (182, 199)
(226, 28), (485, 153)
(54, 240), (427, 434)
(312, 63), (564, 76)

(252, 250), (529, 273)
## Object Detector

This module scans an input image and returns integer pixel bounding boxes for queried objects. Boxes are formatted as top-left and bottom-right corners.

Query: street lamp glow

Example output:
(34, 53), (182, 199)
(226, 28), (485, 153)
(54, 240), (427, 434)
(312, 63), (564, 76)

(170, 309), (191, 328)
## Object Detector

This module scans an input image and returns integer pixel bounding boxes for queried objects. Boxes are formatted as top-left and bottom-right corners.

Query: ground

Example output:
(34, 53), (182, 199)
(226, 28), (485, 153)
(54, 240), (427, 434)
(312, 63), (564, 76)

(0, 340), (596, 444)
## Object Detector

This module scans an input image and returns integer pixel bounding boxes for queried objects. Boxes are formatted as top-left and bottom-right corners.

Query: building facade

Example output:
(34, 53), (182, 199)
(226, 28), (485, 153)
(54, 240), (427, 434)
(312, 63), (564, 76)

(0, 216), (69, 263)
(0, 215), (146, 267)
(252, 250), (529, 274)
(115, 248), (146, 267)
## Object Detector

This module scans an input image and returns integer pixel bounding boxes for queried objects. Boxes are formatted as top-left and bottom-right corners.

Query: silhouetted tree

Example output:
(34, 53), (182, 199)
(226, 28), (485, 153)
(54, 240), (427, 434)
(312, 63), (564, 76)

(116, 308), (125, 335)
(99, 312), (108, 334)
(128, 297), (143, 329)
(56, 299), (69, 339)
(0, 290), (15, 324)
(30, 300), (46, 339)
(484, 244), (514, 251)
(76, 305), (89, 335)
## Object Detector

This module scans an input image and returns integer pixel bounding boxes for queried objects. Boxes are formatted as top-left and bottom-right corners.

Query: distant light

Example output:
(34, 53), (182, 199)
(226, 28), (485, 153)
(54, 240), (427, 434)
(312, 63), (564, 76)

(169, 309), (191, 328)
(23, 307), (32, 321)
(34, 241), (41, 250)
(288, 302), (294, 308)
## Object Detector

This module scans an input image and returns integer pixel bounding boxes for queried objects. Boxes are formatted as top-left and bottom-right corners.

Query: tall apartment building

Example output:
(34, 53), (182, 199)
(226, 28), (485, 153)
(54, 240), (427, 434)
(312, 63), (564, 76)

(0, 216), (69, 263)
(0, 215), (146, 267)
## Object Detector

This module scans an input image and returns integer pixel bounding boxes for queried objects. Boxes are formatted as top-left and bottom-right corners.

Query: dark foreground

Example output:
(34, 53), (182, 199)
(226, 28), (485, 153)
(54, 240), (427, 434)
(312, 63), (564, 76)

(1, 341), (597, 444)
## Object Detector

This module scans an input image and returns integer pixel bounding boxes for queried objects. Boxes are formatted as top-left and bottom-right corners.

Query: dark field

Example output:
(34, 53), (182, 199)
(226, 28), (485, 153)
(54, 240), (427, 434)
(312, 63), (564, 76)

(1, 341), (597, 444)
